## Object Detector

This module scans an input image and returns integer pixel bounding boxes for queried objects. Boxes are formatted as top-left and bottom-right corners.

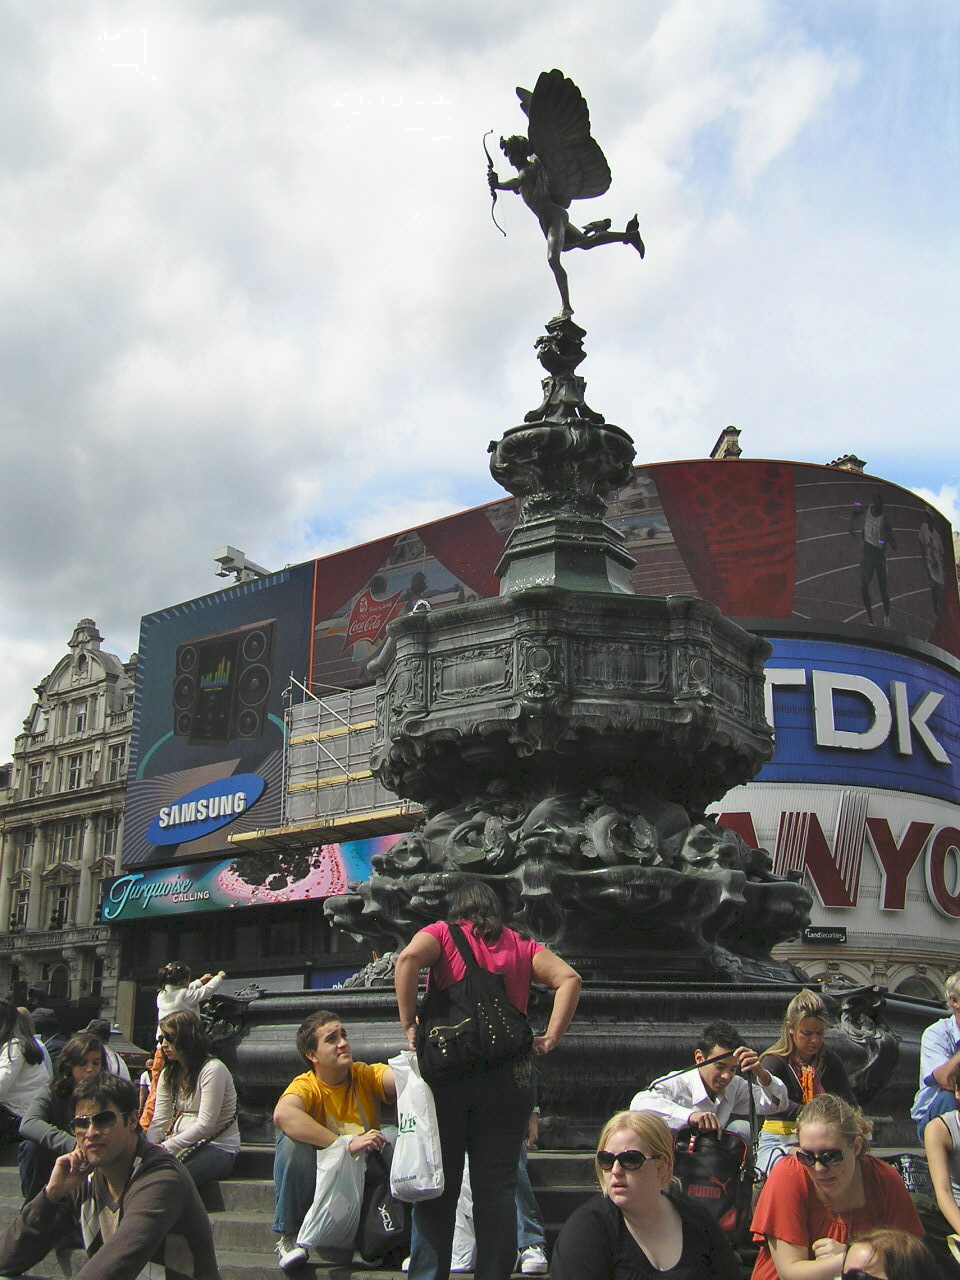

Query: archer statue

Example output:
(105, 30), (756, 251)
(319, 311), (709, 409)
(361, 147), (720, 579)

(487, 69), (644, 319)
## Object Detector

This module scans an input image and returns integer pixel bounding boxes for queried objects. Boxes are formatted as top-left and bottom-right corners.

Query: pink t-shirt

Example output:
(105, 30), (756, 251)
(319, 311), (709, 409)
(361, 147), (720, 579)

(423, 920), (543, 1014)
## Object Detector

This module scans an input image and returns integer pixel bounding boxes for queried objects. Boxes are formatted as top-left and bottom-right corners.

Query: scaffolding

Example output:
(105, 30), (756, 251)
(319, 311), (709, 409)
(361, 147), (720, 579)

(286, 679), (421, 831)
(228, 678), (419, 853)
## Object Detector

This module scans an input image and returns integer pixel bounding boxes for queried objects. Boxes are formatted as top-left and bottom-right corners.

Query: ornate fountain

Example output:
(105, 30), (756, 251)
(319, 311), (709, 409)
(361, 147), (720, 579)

(325, 313), (811, 987)
(226, 72), (924, 1147)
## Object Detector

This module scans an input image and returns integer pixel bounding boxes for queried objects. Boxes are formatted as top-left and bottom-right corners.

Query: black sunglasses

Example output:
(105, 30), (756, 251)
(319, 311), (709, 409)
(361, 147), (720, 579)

(71, 1110), (120, 1134)
(597, 1149), (650, 1172)
(842, 1271), (883, 1280)
(795, 1147), (846, 1169)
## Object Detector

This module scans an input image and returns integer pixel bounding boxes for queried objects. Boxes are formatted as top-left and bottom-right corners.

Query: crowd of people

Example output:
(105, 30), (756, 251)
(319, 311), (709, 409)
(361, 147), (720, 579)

(1, 907), (960, 1279)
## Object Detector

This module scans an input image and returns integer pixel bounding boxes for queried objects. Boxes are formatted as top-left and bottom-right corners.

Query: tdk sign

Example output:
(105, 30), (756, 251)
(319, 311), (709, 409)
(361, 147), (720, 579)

(759, 639), (960, 807)
(146, 774), (266, 846)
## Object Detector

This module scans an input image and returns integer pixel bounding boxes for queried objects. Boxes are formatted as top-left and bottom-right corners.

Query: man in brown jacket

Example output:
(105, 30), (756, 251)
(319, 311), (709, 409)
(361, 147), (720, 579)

(0, 1073), (220, 1279)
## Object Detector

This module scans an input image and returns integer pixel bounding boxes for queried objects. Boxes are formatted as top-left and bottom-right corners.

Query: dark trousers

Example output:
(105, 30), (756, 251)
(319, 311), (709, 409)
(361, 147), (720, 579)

(18, 1139), (55, 1203)
(408, 1061), (533, 1280)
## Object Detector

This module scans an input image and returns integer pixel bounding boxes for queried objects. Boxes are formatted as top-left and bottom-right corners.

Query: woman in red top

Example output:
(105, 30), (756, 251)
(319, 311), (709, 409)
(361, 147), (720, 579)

(750, 1094), (923, 1279)
(394, 880), (581, 1280)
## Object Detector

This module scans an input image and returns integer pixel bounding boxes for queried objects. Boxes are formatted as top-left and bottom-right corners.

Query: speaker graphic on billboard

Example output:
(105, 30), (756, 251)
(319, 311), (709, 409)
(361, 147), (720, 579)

(173, 619), (276, 744)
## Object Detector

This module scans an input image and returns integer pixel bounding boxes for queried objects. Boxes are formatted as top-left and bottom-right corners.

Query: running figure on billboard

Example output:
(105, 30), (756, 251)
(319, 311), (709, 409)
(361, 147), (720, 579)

(919, 508), (946, 616)
(849, 492), (897, 627)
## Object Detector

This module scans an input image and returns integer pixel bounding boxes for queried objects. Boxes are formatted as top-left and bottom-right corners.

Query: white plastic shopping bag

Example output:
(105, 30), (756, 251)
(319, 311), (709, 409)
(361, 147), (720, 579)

(297, 1134), (366, 1250)
(389, 1050), (444, 1202)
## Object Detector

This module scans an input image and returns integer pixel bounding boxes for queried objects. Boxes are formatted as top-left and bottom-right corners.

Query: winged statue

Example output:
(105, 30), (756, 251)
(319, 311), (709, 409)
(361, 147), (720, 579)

(488, 69), (644, 317)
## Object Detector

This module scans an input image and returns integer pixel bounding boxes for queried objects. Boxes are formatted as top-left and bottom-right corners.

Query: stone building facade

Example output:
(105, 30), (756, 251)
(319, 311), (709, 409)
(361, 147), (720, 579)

(0, 620), (135, 1025)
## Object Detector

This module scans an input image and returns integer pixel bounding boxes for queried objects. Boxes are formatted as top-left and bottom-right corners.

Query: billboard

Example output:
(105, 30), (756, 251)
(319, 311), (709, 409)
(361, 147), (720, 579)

(713, 635), (960, 945)
(757, 637), (960, 805)
(716, 782), (960, 940)
(105, 834), (401, 921)
(122, 567), (314, 867)
(122, 459), (959, 883)
(307, 462), (960, 693)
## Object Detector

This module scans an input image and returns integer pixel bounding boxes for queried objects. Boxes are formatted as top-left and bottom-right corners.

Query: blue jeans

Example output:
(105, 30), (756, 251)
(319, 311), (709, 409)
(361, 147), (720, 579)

(181, 1143), (236, 1189)
(409, 1061), (534, 1280)
(515, 1146), (545, 1251)
(916, 1089), (959, 1142)
(273, 1131), (320, 1236)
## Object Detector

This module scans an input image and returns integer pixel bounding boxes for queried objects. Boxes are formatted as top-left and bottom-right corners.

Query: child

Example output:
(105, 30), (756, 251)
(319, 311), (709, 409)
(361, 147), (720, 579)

(140, 962), (226, 1130)
(629, 1019), (787, 1142)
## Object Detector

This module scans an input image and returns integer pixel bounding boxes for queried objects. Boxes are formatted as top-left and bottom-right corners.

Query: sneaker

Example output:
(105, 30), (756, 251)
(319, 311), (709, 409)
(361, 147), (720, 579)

(275, 1238), (308, 1272)
(402, 1253), (474, 1273)
(519, 1244), (549, 1274)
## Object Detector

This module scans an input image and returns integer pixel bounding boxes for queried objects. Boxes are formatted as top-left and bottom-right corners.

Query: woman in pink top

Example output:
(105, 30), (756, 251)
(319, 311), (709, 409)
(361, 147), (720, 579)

(395, 880), (581, 1280)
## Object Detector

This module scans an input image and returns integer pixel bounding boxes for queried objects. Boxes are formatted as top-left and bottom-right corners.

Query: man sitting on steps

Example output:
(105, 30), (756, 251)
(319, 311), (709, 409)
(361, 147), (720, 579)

(629, 1019), (787, 1143)
(272, 1008), (397, 1272)
(0, 1073), (220, 1279)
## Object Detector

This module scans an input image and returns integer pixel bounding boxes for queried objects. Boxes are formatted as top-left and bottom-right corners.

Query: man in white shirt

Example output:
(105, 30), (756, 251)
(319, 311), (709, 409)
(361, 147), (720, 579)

(911, 971), (960, 1139)
(629, 1020), (787, 1142)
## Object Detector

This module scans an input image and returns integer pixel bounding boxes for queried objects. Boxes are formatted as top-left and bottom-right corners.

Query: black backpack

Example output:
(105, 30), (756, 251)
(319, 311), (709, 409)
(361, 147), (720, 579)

(415, 921), (533, 1085)
(357, 1146), (410, 1263)
(672, 1126), (755, 1245)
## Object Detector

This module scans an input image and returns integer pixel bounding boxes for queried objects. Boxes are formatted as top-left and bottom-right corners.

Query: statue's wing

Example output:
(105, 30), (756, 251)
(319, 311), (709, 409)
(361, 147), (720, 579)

(517, 69), (611, 208)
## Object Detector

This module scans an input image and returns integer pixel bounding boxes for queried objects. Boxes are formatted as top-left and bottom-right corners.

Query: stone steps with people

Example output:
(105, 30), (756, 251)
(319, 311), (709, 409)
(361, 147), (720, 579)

(0, 1145), (601, 1278)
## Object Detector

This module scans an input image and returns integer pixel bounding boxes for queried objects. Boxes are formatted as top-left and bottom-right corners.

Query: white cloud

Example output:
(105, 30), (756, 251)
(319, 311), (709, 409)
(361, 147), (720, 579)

(0, 0), (957, 754)
(916, 486), (960, 530)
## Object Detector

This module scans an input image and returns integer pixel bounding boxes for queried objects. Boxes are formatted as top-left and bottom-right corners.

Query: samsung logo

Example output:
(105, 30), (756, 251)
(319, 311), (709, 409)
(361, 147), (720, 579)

(146, 773), (265, 846)
(158, 793), (247, 828)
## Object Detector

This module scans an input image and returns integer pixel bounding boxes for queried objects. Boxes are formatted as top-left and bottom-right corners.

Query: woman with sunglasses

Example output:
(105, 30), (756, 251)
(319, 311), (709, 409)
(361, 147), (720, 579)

(550, 1110), (740, 1279)
(18, 1032), (106, 1201)
(145, 1009), (239, 1187)
(750, 1094), (922, 1279)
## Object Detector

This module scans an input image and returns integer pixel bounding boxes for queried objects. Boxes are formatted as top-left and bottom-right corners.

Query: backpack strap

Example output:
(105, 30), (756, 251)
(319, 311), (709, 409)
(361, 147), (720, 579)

(446, 921), (484, 974)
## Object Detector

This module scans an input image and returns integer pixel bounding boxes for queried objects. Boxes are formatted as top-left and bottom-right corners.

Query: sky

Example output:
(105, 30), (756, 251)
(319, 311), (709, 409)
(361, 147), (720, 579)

(1, 0), (958, 756)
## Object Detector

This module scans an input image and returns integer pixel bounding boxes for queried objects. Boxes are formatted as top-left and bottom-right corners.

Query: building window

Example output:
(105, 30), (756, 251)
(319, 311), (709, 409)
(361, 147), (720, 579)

(47, 884), (74, 930)
(48, 963), (69, 1000)
(67, 754), (83, 790)
(99, 813), (121, 859)
(27, 762), (43, 798)
(107, 742), (127, 782)
(17, 828), (36, 868)
(60, 822), (79, 862)
(10, 890), (28, 931)
(69, 699), (87, 735)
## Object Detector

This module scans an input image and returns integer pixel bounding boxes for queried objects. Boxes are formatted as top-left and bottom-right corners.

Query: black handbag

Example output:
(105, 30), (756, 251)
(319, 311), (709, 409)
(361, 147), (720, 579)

(358, 1146), (410, 1262)
(672, 1127), (755, 1245)
(415, 922), (533, 1086)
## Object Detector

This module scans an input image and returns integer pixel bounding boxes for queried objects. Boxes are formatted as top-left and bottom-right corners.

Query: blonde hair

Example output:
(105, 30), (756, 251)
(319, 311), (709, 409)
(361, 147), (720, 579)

(797, 1093), (872, 1154)
(595, 1111), (674, 1190)
(763, 989), (829, 1062)
(944, 972), (960, 1003)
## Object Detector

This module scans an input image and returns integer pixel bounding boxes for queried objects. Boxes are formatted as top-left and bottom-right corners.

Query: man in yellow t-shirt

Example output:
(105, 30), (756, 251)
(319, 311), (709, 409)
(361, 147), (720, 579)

(272, 1008), (397, 1272)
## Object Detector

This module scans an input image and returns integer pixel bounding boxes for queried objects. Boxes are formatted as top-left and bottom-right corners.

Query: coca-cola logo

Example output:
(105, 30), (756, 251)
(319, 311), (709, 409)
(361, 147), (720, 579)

(343, 588), (404, 651)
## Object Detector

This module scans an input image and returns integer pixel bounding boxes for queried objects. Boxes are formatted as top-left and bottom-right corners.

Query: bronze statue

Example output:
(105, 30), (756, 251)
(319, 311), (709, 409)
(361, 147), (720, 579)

(487, 69), (644, 318)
